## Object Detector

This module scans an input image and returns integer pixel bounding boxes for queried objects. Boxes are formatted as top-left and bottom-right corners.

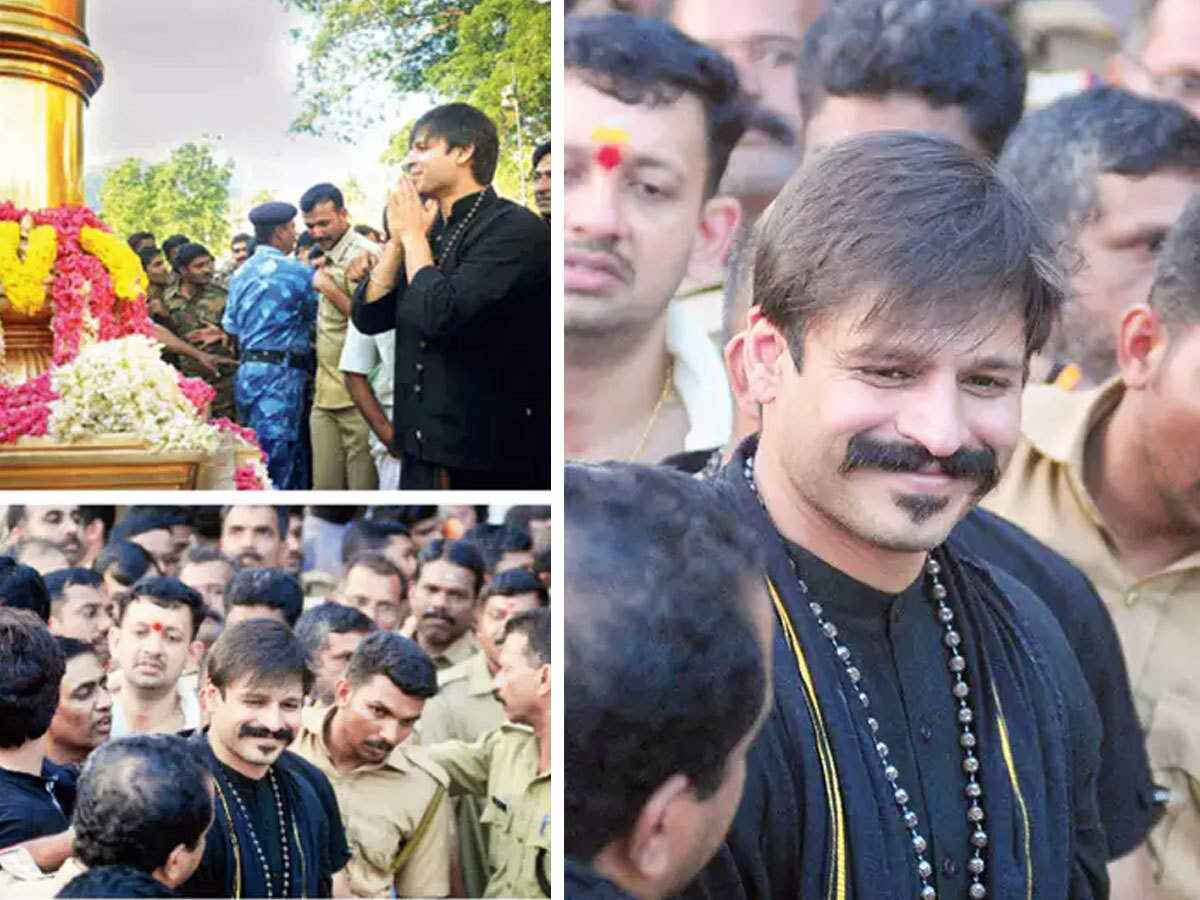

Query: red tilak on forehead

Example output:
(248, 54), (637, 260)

(596, 144), (623, 171)
(591, 126), (630, 171)
(151, 621), (163, 633)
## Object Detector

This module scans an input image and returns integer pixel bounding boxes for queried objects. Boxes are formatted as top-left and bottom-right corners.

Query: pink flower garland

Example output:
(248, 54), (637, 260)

(177, 373), (216, 415)
(212, 416), (267, 462)
(233, 463), (266, 490)
(0, 202), (156, 441)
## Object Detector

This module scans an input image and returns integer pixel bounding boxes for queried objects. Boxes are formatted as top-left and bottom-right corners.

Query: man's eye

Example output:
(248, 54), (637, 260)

(629, 179), (666, 200)
(966, 375), (1011, 392)
(863, 368), (912, 382)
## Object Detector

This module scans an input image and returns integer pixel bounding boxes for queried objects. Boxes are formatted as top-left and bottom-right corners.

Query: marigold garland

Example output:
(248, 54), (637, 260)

(79, 227), (148, 301)
(0, 220), (58, 314)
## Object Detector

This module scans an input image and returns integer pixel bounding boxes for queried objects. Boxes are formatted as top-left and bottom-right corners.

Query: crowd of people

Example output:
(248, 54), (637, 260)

(132, 101), (551, 490)
(0, 503), (552, 898)
(565, 1), (1200, 899)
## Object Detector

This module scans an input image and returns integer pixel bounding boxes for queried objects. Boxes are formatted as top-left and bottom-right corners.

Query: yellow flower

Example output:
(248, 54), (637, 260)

(79, 227), (148, 300)
(0, 221), (58, 315)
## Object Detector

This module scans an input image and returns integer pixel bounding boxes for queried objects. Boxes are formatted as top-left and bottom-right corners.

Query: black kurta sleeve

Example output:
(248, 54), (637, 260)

(350, 273), (402, 336)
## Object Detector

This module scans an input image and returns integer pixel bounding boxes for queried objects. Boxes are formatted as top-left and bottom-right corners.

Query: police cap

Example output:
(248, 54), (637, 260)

(248, 201), (297, 227)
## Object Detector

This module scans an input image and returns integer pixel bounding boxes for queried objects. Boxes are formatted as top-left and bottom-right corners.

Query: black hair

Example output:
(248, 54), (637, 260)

(162, 235), (189, 271)
(136, 247), (162, 274)
(219, 505), (288, 540)
(344, 630), (438, 698)
(72, 734), (213, 873)
(110, 508), (179, 544)
(79, 506), (116, 539)
(0, 607), (65, 747)
(0, 555), (52, 622)
(126, 505), (191, 528)
(373, 506), (439, 528)
(44, 568), (104, 617)
(296, 231), (316, 250)
(341, 519), (411, 564)
(231, 232), (254, 249)
(55, 634), (97, 664)
(207, 618), (314, 695)
(416, 539), (486, 596)
(56, 864), (177, 897)
(757, 131), (1065, 369)
(299, 182), (345, 214)
(503, 607), (550, 665)
(173, 242), (213, 271)
(410, 102), (501, 186)
(1151, 192), (1200, 325)
(254, 221), (280, 245)
(179, 543), (236, 570)
(116, 576), (206, 641)
(503, 506), (550, 534)
(532, 140), (551, 169)
(481, 568), (549, 608)
(565, 463), (768, 860)
(94, 540), (158, 588)
(126, 231), (155, 252)
(294, 602), (376, 660)
(463, 523), (532, 573)
(344, 552), (406, 594)
(225, 568), (304, 628)
(566, 13), (762, 198)
(798, 0), (1026, 159)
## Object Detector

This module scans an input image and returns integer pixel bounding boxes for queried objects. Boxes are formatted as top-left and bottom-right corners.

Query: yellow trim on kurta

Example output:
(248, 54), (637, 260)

(768, 576), (848, 900)
(992, 682), (1033, 900)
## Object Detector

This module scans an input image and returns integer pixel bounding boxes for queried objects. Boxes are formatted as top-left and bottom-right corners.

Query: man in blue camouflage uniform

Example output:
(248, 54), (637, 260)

(224, 201), (318, 490)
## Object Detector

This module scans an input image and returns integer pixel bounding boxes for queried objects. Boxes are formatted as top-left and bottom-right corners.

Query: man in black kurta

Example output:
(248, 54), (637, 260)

(351, 102), (550, 490)
(682, 133), (1110, 899)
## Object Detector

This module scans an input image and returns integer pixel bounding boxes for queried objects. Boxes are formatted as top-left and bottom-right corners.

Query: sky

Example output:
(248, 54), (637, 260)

(82, 0), (430, 231)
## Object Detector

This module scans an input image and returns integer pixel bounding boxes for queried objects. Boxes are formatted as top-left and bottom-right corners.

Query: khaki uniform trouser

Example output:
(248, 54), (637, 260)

(310, 405), (378, 490)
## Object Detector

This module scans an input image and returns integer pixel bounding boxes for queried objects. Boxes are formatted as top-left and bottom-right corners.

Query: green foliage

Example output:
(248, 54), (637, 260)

(282, 0), (549, 207)
(97, 142), (235, 249)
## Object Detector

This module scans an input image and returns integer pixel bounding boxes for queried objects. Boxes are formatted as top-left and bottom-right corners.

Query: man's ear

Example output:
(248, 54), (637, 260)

(187, 639), (205, 672)
(1116, 304), (1166, 390)
(626, 773), (694, 881)
(334, 678), (351, 708)
(453, 143), (477, 169)
(686, 196), (742, 285)
(155, 841), (194, 889)
(742, 307), (789, 406)
(536, 663), (551, 699)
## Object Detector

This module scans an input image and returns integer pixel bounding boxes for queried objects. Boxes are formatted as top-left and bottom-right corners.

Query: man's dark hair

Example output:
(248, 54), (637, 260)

(1000, 86), (1200, 249)
(344, 630), (438, 698)
(566, 13), (760, 198)
(463, 523), (532, 573)
(299, 182), (345, 214)
(1150, 192), (1200, 326)
(0, 607), (65, 748)
(416, 539), (486, 595)
(0, 555), (51, 621)
(226, 568), (304, 628)
(55, 634), (97, 664)
(231, 232), (254, 250)
(56, 864), (177, 897)
(296, 231), (316, 250)
(481, 568), (549, 608)
(4, 504), (26, 530)
(373, 506), (439, 528)
(532, 140), (551, 169)
(565, 463), (768, 860)
(503, 506), (550, 534)
(94, 540), (157, 588)
(341, 519), (411, 565)
(219, 505), (288, 540)
(179, 543), (236, 572)
(798, 0), (1026, 159)
(79, 506), (116, 541)
(126, 231), (154, 252)
(72, 734), (213, 873)
(411, 102), (501, 186)
(44, 568), (104, 617)
(172, 242), (212, 271)
(116, 577), (206, 640)
(162, 234), (189, 269)
(757, 131), (1065, 370)
(110, 508), (178, 544)
(344, 552), (406, 594)
(126, 506), (191, 527)
(207, 618), (314, 695)
(136, 246), (162, 274)
(294, 602), (376, 660)
(502, 607), (550, 665)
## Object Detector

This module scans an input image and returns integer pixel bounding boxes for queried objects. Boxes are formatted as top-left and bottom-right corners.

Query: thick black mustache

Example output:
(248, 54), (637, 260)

(238, 723), (295, 743)
(421, 611), (454, 624)
(840, 434), (999, 494)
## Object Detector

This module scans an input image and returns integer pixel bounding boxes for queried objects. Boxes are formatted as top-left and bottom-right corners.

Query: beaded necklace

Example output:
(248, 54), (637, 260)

(217, 766), (293, 898)
(434, 190), (487, 268)
(745, 454), (988, 899)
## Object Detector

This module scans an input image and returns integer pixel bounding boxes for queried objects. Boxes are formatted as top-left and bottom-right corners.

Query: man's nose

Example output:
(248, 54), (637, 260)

(567, 167), (630, 242)
(894, 378), (971, 460)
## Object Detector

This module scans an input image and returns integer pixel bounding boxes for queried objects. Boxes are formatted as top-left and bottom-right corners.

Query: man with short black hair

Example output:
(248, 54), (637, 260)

(178, 546), (236, 619)
(294, 603), (376, 706)
(341, 518), (418, 580)
(45, 637), (112, 770)
(352, 102), (550, 489)
(93, 541), (158, 614)
(76, 507), (113, 570)
(183, 619), (351, 897)
(110, 510), (182, 578)
(219, 506), (286, 570)
(162, 234), (189, 272)
(565, 464), (770, 900)
(408, 539), (484, 668)
(338, 553), (406, 632)
(0, 556), (51, 621)
(427, 608), (552, 898)
(6, 506), (82, 566)
(212, 233), (256, 290)
(0, 608), (74, 847)
(531, 140), (551, 224)
(45, 569), (111, 668)
(126, 231), (156, 254)
(283, 508), (304, 577)
(224, 568), (303, 629)
(293, 631), (453, 897)
(1000, 86), (1200, 385)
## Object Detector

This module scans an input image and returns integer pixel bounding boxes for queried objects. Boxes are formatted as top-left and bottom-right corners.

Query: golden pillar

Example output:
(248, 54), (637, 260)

(0, 0), (103, 208)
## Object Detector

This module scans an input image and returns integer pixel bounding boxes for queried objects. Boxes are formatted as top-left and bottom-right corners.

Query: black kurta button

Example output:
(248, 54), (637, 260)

(919, 720), (933, 743)
(414, 385), (422, 393)
(415, 363), (424, 371)
(942, 856), (959, 877)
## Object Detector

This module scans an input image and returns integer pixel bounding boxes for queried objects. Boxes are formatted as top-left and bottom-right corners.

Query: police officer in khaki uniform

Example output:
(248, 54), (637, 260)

(302, 182), (382, 490)
(292, 631), (455, 898)
(161, 242), (237, 420)
(426, 609), (550, 898)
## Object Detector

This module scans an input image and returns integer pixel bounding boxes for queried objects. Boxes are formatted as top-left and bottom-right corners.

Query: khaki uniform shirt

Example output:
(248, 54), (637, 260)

(426, 724), (550, 899)
(430, 630), (480, 671)
(160, 279), (237, 420)
(315, 228), (382, 410)
(291, 704), (454, 898)
(417, 652), (505, 744)
(983, 379), (1200, 897)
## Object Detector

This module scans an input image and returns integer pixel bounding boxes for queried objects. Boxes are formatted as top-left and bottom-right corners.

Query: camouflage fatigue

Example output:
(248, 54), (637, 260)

(224, 245), (319, 490)
(161, 280), (237, 421)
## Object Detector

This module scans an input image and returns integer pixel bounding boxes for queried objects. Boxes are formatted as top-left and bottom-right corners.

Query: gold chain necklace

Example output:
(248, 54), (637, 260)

(629, 357), (675, 462)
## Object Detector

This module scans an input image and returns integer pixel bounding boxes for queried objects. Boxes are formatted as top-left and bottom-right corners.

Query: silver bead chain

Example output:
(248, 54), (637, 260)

(745, 455), (988, 900)
(435, 189), (486, 267)
(224, 767), (292, 898)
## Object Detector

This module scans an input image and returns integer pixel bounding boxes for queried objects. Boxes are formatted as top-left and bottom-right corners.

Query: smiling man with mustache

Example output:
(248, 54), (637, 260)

(293, 631), (454, 898)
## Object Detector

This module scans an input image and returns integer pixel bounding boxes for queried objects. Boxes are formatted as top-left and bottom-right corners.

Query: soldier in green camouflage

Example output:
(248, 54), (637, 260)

(160, 242), (238, 421)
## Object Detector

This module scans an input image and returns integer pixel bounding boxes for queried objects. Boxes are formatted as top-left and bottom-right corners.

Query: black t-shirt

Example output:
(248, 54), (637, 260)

(0, 758), (74, 848)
